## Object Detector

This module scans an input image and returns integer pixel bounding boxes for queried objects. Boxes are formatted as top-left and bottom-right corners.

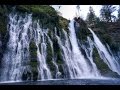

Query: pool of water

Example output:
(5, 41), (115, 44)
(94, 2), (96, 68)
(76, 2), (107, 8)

(0, 78), (120, 85)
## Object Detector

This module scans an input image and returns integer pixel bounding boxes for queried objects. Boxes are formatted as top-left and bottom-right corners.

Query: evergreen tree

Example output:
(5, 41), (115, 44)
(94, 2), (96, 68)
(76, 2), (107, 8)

(86, 6), (97, 25)
(100, 5), (116, 22)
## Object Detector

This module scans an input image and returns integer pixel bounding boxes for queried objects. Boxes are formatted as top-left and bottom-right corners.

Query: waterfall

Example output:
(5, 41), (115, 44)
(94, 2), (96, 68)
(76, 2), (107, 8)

(33, 21), (52, 80)
(0, 13), (52, 81)
(89, 28), (120, 75)
(66, 20), (101, 78)
(81, 37), (101, 77)
(0, 13), (32, 81)
(0, 12), (120, 82)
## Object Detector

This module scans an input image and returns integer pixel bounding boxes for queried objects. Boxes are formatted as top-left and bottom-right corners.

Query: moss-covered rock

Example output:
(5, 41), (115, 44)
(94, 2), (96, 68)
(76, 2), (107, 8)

(30, 61), (38, 81)
(29, 41), (38, 80)
(93, 47), (110, 74)
(59, 16), (69, 33)
(15, 5), (67, 32)
(16, 5), (57, 16)
(46, 39), (56, 78)
(52, 37), (65, 78)
(91, 21), (120, 53)
(92, 47), (119, 77)
(74, 17), (91, 43)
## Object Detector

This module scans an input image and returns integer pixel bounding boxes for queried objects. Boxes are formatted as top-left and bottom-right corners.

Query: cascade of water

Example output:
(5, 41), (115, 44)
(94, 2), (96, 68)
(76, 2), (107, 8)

(67, 20), (100, 78)
(0, 13), (52, 82)
(81, 37), (101, 77)
(45, 33), (61, 78)
(0, 13), (32, 81)
(33, 21), (52, 80)
(55, 29), (74, 78)
(89, 28), (120, 75)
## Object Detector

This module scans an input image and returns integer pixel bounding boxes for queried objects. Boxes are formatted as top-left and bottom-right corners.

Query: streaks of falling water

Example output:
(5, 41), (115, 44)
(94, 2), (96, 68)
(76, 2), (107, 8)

(81, 37), (101, 77)
(89, 28), (120, 75)
(33, 21), (52, 80)
(66, 20), (101, 78)
(0, 13), (32, 81)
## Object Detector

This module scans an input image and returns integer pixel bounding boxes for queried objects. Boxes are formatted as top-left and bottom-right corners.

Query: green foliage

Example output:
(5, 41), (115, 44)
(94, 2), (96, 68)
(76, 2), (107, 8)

(100, 5), (116, 22)
(94, 21), (107, 30)
(93, 46), (120, 77)
(16, 5), (57, 16)
(16, 5), (69, 32)
(53, 37), (64, 76)
(74, 17), (91, 42)
(0, 16), (7, 37)
(59, 16), (69, 33)
(29, 41), (37, 59)
(0, 6), (7, 38)
(102, 34), (112, 45)
(92, 47), (112, 74)
(46, 41), (56, 74)
(86, 6), (97, 25)
(0, 6), (5, 15)
(29, 41), (38, 80)
(53, 38), (64, 65)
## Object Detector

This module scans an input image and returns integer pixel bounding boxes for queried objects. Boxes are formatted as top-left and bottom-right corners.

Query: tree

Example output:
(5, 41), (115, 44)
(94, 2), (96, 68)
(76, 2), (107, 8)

(86, 6), (97, 25)
(100, 5), (116, 22)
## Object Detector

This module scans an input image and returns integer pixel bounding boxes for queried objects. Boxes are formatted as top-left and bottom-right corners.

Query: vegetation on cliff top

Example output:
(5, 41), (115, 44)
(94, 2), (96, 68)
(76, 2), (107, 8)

(15, 5), (69, 31)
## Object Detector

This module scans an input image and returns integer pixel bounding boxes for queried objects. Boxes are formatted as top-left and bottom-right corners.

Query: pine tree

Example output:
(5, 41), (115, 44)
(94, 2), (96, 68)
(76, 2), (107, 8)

(86, 6), (96, 25)
(100, 5), (116, 22)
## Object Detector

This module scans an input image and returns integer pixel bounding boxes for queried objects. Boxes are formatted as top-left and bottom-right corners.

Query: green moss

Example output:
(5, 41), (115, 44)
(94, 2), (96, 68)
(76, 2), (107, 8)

(16, 5), (57, 16)
(29, 41), (37, 50)
(30, 61), (38, 80)
(29, 61), (37, 67)
(29, 41), (38, 80)
(15, 5), (61, 30)
(92, 47), (112, 74)
(46, 41), (56, 71)
(29, 41), (37, 59)
(52, 37), (64, 77)
(59, 16), (69, 33)
(93, 47), (120, 77)
(53, 37), (64, 65)
(0, 5), (69, 36)
(102, 34), (112, 45)
(0, 15), (7, 37)
(55, 47), (64, 77)
(0, 6), (9, 55)
(15, 5), (69, 34)
(74, 17), (91, 43)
